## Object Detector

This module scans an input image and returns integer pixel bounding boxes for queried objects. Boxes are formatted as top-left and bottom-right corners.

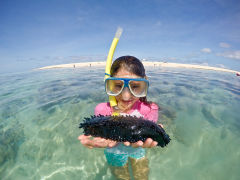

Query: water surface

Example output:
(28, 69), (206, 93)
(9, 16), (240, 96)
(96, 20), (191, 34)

(0, 67), (239, 180)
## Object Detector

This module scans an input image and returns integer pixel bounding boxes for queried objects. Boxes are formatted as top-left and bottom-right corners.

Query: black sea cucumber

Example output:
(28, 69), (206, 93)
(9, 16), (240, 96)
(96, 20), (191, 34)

(79, 115), (171, 147)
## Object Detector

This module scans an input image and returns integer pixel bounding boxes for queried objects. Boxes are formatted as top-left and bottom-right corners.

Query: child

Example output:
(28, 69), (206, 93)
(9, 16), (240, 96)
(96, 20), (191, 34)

(79, 56), (159, 180)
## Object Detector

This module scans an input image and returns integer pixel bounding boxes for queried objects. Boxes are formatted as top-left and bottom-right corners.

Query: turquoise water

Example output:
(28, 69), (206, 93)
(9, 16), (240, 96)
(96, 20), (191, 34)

(0, 67), (240, 180)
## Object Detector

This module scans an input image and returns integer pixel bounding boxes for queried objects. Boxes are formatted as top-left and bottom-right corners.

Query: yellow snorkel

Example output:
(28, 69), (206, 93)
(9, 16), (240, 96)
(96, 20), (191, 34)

(104, 27), (123, 115)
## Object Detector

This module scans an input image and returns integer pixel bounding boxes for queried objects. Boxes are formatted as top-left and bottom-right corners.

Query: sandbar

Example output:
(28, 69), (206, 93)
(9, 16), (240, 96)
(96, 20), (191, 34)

(37, 61), (240, 75)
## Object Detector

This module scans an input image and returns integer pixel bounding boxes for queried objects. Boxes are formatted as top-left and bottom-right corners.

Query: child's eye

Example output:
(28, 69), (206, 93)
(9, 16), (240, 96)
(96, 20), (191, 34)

(131, 85), (140, 89)
(114, 84), (123, 89)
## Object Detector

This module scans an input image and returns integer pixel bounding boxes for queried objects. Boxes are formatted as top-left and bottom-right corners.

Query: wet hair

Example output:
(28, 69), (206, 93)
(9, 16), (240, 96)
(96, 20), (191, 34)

(110, 56), (146, 78)
(110, 56), (151, 105)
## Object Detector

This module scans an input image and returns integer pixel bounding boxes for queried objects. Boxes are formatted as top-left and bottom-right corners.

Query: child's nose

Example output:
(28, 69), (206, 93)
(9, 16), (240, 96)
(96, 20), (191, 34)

(121, 87), (132, 100)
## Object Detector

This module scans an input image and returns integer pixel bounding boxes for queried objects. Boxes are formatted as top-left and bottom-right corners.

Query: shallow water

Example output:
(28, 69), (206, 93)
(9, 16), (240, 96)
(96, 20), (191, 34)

(0, 67), (240, 180)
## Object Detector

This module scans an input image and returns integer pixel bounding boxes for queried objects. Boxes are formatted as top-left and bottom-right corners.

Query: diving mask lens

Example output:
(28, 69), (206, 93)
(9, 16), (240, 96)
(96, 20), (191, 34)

(105, 79), (124, 96)
(128, 80), (148, 97)
(105, 78), (148, 97)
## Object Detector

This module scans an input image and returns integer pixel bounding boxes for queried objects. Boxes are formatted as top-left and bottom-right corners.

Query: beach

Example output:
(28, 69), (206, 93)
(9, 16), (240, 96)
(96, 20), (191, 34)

(37, 61), (240, 75)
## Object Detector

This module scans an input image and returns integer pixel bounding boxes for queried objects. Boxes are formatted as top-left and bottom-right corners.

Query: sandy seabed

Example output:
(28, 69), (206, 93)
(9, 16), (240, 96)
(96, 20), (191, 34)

(37, 61), (240, 75)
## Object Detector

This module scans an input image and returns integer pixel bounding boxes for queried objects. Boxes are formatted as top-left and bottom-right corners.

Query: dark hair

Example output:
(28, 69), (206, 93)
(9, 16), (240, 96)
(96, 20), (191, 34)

(110, 56), (151, 105)
(111, 56), (146, 77)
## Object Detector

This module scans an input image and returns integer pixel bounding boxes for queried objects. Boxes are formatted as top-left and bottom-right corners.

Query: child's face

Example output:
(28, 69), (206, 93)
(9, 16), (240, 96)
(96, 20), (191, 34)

(113, 68), (140, 112)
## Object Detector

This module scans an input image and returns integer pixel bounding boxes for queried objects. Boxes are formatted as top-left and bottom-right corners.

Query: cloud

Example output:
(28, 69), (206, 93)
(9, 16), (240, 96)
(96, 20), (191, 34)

(219, 42), (230, 48)
(217, 50), (240, 60)
(201, 48), (212, 53)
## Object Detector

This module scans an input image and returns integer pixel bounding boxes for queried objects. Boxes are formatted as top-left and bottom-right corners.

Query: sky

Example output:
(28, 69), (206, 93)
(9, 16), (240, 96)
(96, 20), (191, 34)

(0, 0), (240, 73)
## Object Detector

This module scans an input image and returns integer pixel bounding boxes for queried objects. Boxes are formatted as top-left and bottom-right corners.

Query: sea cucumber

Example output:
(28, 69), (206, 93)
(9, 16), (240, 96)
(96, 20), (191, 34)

(79, 115), (171, 147)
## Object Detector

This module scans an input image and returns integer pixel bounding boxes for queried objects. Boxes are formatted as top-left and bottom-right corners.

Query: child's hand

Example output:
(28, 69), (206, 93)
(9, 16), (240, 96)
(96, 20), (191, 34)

(123, 138), (158, 148)
(159, 123), (164, 128)
(78, 135), (117, 149)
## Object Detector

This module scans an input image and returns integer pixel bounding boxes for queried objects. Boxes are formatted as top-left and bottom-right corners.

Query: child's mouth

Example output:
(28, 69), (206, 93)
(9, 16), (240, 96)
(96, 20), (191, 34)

(122, 100), (133, 105)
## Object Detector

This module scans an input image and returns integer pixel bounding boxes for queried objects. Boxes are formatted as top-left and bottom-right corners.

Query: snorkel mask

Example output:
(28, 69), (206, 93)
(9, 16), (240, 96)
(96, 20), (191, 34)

(105, 77), (149, 97)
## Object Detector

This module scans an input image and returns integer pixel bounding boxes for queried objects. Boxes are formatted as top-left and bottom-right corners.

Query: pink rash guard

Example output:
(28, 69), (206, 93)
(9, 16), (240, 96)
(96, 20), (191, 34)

(94, 100), (159, 123)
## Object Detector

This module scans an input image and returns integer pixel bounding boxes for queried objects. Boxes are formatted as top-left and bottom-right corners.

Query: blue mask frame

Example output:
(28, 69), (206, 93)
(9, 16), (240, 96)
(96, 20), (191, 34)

(105, 77), (149, 97)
